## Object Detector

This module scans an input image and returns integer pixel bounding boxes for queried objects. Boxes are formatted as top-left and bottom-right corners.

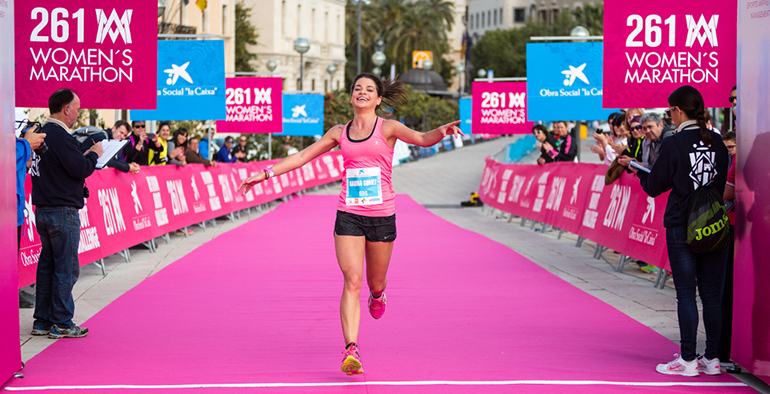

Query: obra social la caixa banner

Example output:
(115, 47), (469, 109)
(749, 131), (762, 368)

(15, 0), (157, 109)
(132, 40), (226, 121)
(216, 77), (282, 133)
(471, 82), (534, 134)
(603, 1), (736, 108)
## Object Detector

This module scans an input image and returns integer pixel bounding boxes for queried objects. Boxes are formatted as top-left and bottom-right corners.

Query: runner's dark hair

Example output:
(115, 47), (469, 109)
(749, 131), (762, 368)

(668, 85), (712, 146)
(349, 73), (409, 113)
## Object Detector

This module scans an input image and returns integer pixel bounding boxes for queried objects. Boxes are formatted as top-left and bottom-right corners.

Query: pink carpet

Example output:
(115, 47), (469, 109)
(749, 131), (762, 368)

(2, 195), (753, 393)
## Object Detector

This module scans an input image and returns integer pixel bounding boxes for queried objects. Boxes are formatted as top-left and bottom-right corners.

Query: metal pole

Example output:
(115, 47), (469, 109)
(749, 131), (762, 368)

(268, 133), (272, 159)
(357, 0), (361, 75)
(299, 53), (304, 91)
(207, 121), (213, 159)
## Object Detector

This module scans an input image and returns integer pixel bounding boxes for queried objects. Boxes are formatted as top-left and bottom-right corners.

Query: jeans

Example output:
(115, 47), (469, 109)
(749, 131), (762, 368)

(33, 206), (81, 328)
(666, 225), (728, 361)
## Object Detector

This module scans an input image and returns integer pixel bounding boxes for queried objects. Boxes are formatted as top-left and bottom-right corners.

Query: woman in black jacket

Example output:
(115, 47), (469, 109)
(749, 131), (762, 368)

(630, 85), (729, 377)
(533, 124), (558, 165)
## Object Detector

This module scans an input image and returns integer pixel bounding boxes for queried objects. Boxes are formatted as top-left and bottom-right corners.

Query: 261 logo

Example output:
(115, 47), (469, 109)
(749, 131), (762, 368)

(30, 7), (133, 44)
(625, 14), (718, 48)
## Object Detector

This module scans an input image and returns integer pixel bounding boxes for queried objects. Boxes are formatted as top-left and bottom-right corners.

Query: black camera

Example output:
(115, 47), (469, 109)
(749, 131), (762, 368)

(19, 121), (48, 155)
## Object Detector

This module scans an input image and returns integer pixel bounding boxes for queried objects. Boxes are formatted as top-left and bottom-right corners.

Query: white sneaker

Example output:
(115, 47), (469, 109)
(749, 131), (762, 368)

(698, 356), (722, 375)
(656, 354), (699, 377)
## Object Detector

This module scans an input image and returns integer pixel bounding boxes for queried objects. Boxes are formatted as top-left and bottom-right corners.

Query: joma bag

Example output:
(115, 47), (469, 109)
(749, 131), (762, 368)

(673, 138), (731, 253)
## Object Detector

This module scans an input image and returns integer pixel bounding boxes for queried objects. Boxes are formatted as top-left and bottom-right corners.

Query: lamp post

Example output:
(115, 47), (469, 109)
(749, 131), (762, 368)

(423, 59), (433, 70)
(570, 26), (590, 41)
(372, 51), (386, 76)
(351, 0), (371, 75)
(456, 64), (465, 96)
(265, 59), (278, 159)
(477, 68), (486, 78)
(326, 64), (337, 91)
(158, 0), (166, 18)
(266, 59), (277, 74)
(294, 37), (310, 91)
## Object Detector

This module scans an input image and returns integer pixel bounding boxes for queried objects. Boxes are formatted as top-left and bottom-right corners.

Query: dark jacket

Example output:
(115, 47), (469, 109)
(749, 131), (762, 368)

(538, 134), (559, 164)
(548, 134), (577, 162)
(123, 134), (160, 165)
(637, 124), (728, 228)
(185, 148), (213, 166)
(31, 121), (98, 208)
(231, 144), (248, 162)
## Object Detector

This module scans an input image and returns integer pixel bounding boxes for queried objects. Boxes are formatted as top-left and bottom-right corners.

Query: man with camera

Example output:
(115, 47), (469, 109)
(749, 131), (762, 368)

(30, 88), (103, 339)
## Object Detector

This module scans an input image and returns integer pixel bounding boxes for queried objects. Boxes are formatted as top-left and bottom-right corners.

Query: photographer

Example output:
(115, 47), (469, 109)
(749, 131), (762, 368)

(30, 88), (103, 339)
(123, 120), (161, 165)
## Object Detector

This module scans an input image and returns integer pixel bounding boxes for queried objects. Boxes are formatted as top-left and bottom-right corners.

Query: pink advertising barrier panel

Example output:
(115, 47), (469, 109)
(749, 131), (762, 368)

(471, 82), (534, 135)
(603, 1), (736, 108)
(18, 152), (344, 288)
(216, 77), (283, 134)
(479, 159), (670, 270)
(14, 1), (158, 109)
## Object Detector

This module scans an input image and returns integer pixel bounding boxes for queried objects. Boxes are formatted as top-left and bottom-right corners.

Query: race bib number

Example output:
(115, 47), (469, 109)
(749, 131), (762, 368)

(345, 167), (383, 206)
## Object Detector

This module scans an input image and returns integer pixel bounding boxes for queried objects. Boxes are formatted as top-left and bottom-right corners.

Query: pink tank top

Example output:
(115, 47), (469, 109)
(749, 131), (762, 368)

(337, 117), (395, 217)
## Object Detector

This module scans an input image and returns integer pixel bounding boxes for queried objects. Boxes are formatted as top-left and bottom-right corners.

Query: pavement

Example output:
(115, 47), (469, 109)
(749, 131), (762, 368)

(17, 135), (770, 393)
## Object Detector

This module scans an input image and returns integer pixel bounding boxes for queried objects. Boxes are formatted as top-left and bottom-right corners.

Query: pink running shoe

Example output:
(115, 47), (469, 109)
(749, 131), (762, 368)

(368, 292), (387, 320)
(341, 343), (363, 375)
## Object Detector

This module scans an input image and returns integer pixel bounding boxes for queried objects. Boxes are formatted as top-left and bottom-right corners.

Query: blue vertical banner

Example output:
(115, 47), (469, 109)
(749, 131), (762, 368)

(131, 40), (226, 121)
(526, 42), (616, 121)
(459, 97), (472, 134)
(280, 94), (324, 136)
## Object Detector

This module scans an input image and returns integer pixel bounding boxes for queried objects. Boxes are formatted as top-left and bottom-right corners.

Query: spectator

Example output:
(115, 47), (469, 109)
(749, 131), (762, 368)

(104, 120), (140, 174)
(149, 122), (174, 165)
(231, 135), (249, 163)
(638, 113), (673, 168)
(166, 128), (189, 166)
(591, 112), (625, 165)
(16, 124), (46, 308)
(633, 85), (729, 377)
(719, 131), (737, 372)
(185, 136), (217, 167)
(123, 120), (161, 165)
(199, 137), (210, 160)
(533, 124), (558, 165)
(722, 86), (737, 134)
(30, 88), (104, 339)
(542, 121), (577, 162)
(216, 136), (239, 163)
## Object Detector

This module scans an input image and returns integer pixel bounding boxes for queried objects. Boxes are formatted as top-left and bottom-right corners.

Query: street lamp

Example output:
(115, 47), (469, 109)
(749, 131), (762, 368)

(570, 26), (590, 42)
(157, 0), (166, 17)
(266, 59), (277, 74)
(477, 68), (487, 78)
(351, 0), (371, 75)
(423, 59), (433, 70)
(372, 51), (386, 76)
(294, 37), (310, 91)
(456, 64), (465, 96)
(326, 63), (337, 91)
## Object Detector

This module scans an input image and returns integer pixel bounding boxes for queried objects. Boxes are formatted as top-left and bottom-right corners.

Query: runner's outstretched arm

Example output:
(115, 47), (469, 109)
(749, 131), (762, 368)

(238, 125), (343, 194)
(386, 120), (463, 147)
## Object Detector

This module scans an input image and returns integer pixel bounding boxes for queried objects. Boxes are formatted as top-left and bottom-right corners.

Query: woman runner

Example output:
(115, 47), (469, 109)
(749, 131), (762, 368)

(238, 73), (462, 375)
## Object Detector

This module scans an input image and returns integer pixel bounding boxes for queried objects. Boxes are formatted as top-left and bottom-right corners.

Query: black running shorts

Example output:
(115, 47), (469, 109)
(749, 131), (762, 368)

(334, 210), (397, 242)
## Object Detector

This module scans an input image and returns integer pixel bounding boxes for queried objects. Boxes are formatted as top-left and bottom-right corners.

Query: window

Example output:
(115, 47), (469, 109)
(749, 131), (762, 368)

(201, 7), (208, 32)
(493, 9), (497, 25)
(312, 79), (316, 91)
(312, 8), (316, 39)
(500, 8), (504, 24)
(469, 13), (473, 29)
(514, 7), (525, 23)
(297, 5), (301, 36)
(487, 10), (491, 27)
(325, 80), (329, 93)
(475, 13), (479, 28)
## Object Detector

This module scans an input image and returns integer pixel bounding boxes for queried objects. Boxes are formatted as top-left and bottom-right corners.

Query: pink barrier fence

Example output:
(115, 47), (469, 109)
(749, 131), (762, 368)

(478, 159), (671, 271)
(18, 152), (344, 289)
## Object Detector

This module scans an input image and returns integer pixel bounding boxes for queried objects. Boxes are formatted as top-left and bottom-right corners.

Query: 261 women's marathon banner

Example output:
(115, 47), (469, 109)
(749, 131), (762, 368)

(14, 0), (158, 109)
(17, 152), (344, 288)
(216, 77), (283, 134)
(471, 82), (534, 134)
(603, 1), (736, 108)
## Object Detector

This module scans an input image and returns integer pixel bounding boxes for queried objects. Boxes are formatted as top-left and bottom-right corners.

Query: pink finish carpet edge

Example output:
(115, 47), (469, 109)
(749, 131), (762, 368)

(2, 195), (752, 393)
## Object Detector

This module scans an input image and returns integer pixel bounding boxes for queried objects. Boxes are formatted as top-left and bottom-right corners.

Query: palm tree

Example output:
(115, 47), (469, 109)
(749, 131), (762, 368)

(389, 6), (450, 74)
(416, 0), (455, 32)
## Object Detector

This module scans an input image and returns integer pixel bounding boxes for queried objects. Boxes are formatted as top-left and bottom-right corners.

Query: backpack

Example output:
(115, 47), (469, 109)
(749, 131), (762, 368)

(672, 138), (731, 253)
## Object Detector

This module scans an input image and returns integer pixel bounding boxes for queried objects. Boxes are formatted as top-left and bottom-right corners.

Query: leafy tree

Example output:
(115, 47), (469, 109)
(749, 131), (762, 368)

(235, 1), (259, 72)
(325, 90), (355, 131)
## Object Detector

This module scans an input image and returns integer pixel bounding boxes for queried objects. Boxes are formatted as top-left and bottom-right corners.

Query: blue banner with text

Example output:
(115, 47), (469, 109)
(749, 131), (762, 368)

(279, 93), (324, 136)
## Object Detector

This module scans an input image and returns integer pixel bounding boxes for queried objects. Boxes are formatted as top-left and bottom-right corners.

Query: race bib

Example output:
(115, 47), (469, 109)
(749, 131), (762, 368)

(345, 167), (383, 206)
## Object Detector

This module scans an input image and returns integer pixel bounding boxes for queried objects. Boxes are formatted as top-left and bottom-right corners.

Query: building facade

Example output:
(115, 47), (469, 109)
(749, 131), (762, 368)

(242, 0), (347, 94)
(466, 0), (599, 39)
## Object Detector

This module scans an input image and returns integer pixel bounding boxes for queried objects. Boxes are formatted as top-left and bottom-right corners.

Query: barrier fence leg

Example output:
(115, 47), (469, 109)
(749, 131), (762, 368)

(182, 226), (190, 238)
(520, 217), (527, 227)
(576, 236), (585, 248)
(617, 254), (631, 272)
(163, 233), (171, 244)
(530, 220), (538, 230)
(558, 229), (566, 239)
(95, 259), (106, 276)
(655, 269), (671, 289)
(594, 244), (606, 259)
(228, 213), (236, 222)
(121, 249), (131, 263)
(541, 223), (548, 233)
(198, 220), (207, 232)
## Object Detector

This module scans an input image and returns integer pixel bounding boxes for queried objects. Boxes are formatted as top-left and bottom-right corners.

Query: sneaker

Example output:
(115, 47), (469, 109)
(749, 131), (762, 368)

(640, 264), (659, 274)
(175, 228), (194, 236)
(656, 354), (699, 377)
(341, 343), (363, 375)
(48, 324), (89, 339)
(31, 322), (52, 336)
(368, 292), (387, 320)
(698, 356), (722, 375)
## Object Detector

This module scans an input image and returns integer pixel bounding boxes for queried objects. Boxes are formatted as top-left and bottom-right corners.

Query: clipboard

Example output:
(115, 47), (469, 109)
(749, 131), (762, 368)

(95, 140), (130, 169)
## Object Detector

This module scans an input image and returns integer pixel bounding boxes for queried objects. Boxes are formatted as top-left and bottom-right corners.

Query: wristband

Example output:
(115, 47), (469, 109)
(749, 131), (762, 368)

(265, 166), (275, 179)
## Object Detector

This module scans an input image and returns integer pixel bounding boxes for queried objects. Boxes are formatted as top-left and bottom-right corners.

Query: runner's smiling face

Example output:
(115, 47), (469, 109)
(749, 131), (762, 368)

(350, 77), (382, 110)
